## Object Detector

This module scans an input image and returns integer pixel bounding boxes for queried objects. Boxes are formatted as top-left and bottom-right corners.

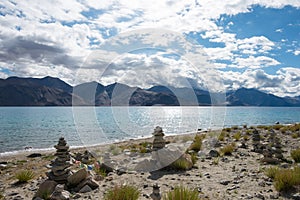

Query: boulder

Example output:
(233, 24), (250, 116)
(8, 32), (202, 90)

(34, 180), (57, 199)
(67, 168), (88, 186)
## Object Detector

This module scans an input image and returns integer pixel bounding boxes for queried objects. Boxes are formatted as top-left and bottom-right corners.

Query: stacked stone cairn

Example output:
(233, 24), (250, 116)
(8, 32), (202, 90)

(152, 126), (166, 151)
(150, 184), (161, 200)
(35, 137), (99, 199)
(47, 137), (71, 184)
(261, 129), (284, 164)
(252, 129), (264, 153)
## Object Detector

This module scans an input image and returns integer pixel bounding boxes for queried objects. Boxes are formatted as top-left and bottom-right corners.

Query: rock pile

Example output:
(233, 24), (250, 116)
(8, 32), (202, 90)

(47, 137), (71, 184)
(152, 126), (166, 151)
(35, 137), (99, 200)
(252, 129), (264, 153)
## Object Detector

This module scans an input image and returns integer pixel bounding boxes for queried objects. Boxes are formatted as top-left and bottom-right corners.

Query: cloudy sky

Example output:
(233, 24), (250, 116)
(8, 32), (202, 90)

(0, 0), (299, 97)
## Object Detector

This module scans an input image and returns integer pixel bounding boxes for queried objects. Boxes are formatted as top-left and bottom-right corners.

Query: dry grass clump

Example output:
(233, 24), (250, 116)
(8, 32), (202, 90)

(171, 159), (191, 171)
(265, 166), (300, 192)
(274, 167), (300, 192)
(233, 132), (242, 141)
(189, 134), (204, 152)
(163, 186), (200, 200)
(219, 143), (235, 156)
(15, 170), (34, 183)
(291, 148), (300, 163)
(265, 166), (279, 179)
(104, 185), (140, 200)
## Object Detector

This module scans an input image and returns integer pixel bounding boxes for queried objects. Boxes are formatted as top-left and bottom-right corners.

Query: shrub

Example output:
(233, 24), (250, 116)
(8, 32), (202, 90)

(104, 185), (140, 200)
(273, 124), (284, 130)
(218, 131), (226, 141)
(220, 144), (235, 156)
(243, 135), (250, 141)
(163, 186), (200, 200)
(265, 166), (279, 179)
(291, 133), (299, 139)
(171, 158), (191, 170)
(190, 153), (198, 165)
(0, 191), (4, 200)
(233, 132), (241, 141)
(15, 170), (34, 183)
(189, 134), (203, 152)
(274, 168), (297, 192)
(291, 148), (300, 163)
(232, 125), (239, 130)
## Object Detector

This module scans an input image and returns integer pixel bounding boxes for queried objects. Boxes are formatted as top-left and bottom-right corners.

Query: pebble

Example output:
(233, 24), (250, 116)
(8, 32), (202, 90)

(220, 180), (230, 185)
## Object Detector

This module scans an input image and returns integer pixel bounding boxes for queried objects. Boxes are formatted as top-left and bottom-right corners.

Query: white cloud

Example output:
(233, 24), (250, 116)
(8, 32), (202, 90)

(294, 50), (300, 56)
(0, 0), (299, 97)
(221, 67), (300, 97)
(234, 56), (280, 69)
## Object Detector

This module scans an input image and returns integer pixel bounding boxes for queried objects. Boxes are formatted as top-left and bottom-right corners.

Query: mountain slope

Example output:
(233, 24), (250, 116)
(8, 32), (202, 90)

(0, 76), (300, 106)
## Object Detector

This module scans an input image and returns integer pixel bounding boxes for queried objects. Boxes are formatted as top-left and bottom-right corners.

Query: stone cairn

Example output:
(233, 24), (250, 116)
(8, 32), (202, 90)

(152, 126), (166, 151)
(252, 129), (264, 153)
(261, 129), (284, 163)
(47, 137), (71, 184)
(150, 184), (161, 200)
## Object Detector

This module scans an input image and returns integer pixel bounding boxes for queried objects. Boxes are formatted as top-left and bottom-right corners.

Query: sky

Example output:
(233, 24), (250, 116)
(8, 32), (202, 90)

(0, 0), (299, 97)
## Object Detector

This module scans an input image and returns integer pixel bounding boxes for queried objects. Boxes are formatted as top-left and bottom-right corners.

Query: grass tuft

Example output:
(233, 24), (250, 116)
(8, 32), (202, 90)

(15, 170), (34, 183)
(265, 166), (279, 179)
(171, 158), (191, 170)
(219, 143), (235, 156)
(291, 148), (300, 163)
(189, 134), (203, 152)
(233, 132), (241, 141)
(163, 186), (200, 200)
(104, 185), (140, 200)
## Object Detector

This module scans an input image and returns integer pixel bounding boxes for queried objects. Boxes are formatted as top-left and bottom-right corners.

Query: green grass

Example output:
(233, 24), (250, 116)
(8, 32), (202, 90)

(40, 190), (51, 200)
(265, 166), (279, 179)
(190, 153), (198, 165)
(233, 132), (241, 141)
(265, 166), (300, 192)
(95, 167), (107, 177)
(273, 124), (284, 130)
(291, 148), (300, 163)
(218, 131), (226, 141)
(104, 185), (140, 200)
(163, 186), (200, 200)
(0, 191), (4, 200)
(189, 134), (203, 152)
(15, 170), (34, 183)
(171, 158), (191, 170)
(291, 133), (299, 139)
(219, 143), (235, 156)
(274, 167), (300, 192)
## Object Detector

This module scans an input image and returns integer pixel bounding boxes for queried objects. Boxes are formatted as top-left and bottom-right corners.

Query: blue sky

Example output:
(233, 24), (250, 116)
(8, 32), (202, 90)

(0, 0), (299, 97)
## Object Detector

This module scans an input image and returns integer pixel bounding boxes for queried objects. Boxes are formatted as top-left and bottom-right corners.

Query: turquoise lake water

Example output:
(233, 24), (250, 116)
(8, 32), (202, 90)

(0, 106), (299, 154)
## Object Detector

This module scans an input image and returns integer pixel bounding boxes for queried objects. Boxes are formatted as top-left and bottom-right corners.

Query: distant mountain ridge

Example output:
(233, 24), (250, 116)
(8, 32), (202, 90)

(0, 76), (299, 106)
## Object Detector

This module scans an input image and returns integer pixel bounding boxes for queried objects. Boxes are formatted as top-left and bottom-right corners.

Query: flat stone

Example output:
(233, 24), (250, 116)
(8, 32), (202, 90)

(208, 150), (220, 157)
(27, 153), (42, 158)
(79, 185), (92, 193)
(34, 180), (57, 198)
(67, 168), (88, 186)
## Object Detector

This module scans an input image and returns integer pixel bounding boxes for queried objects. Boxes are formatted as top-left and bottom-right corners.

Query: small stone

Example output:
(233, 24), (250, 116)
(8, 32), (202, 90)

(208, 150), (220, 157)
(27, 153), (42, 158)
(220, 180), (230, 185)
(255, 193), (265, 199)
(50, 184), (70, 200)
(79, 185), (92, 193)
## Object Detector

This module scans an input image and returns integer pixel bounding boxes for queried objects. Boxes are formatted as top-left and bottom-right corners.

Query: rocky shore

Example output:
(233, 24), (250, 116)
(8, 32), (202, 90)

(0, 124), (300, 200)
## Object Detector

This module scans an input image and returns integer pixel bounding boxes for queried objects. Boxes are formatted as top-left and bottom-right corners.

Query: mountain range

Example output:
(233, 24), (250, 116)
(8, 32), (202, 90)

(0, 76), (299, 106)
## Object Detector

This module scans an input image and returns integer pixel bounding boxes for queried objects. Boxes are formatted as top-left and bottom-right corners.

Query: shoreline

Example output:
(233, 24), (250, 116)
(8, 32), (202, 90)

(2, 122), (300, 157)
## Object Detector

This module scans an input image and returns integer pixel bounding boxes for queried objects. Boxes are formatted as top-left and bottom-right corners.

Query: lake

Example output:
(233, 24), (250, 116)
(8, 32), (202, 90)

(0, 106), (299, 154)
